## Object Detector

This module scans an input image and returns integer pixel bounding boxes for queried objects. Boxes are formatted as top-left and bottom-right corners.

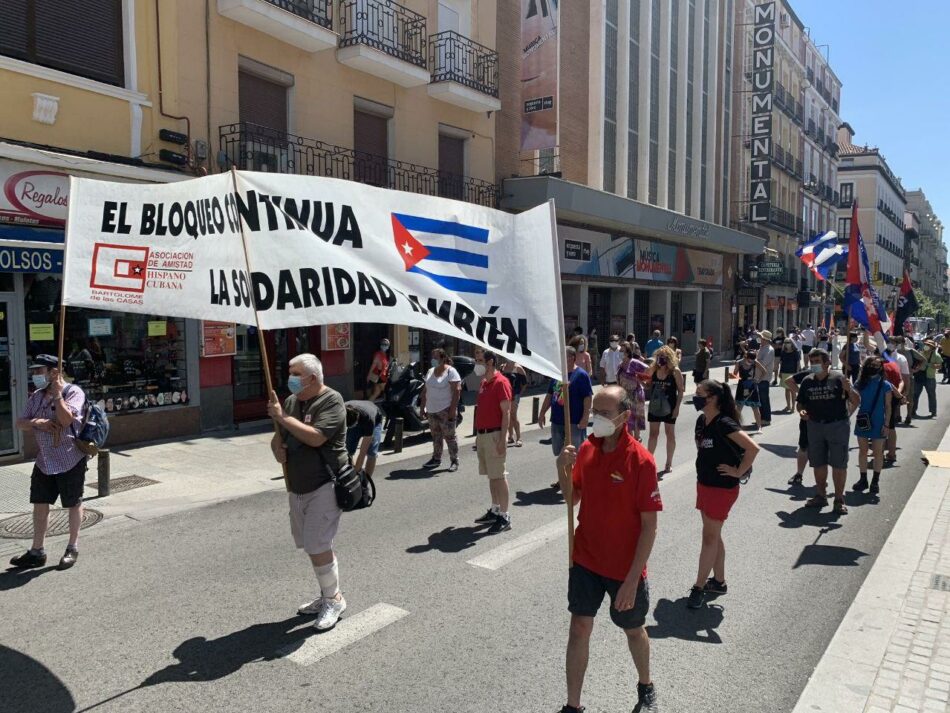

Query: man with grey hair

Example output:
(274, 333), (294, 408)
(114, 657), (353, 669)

(267, 353), (349, 631)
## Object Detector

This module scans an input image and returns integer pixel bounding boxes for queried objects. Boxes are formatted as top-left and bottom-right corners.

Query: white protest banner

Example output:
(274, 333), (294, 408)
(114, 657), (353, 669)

(62, 173), (257, 326)
(234, 172), (563, 380)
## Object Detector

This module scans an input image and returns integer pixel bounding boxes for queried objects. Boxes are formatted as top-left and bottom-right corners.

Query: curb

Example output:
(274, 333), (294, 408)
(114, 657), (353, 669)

(791, 427), (950, 712)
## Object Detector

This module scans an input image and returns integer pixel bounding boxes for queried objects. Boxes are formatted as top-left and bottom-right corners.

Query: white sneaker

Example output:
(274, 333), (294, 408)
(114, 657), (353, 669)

(314, 595), (346, 631)
(297, 597), (324, 616)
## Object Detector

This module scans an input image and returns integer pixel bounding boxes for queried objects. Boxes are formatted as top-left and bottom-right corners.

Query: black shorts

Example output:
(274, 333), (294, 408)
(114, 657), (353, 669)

(888, 405), (899, 430)
(568, 563), (650, 630)
(29, 459), (87, 508)
(798, 419), (808, 451)
(647, 413), (677, 424)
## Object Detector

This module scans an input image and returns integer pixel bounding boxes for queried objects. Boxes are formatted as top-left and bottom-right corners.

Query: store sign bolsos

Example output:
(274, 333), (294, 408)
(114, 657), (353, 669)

(748, 1), (775, 223)
(0, 246), (62, 272)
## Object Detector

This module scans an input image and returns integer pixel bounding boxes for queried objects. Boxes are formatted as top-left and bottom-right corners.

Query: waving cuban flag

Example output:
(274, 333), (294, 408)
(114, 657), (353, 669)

(391, 213), (489, 294)
(843, 201), (891, 352)
(796, 230), (848, 281)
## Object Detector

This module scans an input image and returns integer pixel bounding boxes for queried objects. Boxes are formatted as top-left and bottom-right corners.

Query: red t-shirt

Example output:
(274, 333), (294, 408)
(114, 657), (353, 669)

(883, 361), (902, 390)
(572, 426), (663, 581)
(475, 371), (513, 429)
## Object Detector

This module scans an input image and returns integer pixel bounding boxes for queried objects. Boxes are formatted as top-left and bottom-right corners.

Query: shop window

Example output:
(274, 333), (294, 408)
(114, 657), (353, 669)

(0, 0), (125, 87)
(24, 275), (188, 415)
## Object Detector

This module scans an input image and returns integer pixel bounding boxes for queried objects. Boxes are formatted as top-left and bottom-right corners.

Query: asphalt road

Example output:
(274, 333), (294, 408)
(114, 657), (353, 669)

(2, 383), (950, 713)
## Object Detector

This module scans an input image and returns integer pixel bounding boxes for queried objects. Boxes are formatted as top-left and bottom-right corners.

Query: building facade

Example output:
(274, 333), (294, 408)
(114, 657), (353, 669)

(905, 190), (947, 304)
(730, 0), (842, 333)
(498, 0), (765, 358)
(0, 0), (500, 456)
(835, 123), (907, 314)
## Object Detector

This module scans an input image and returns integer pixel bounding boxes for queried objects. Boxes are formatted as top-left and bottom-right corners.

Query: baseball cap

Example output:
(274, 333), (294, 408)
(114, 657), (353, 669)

(28, 354), (60, 369)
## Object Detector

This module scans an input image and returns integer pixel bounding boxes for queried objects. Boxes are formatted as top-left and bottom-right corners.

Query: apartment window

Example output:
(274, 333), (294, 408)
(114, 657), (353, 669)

(239, 70), (289, 133)
(685, 0), (696, 213)
(648, 0), (660, 204)
(604, 0), (619, 193)
(0, 0), (124, 86)
(238, 66), (291, 172)
(668, 0), (679, 207)
(627, 0), (641, 199)
(354, 106), (391, 188)
(438, 131), (466, 200)
(838, 217), (851, 237)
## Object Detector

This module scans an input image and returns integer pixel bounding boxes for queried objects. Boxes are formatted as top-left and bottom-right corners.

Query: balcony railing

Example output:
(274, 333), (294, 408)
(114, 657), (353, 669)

(429, 30), (498, 97)
(339, 0), (427, 69)
(220, 122), (498, 207)
(269, 0), (332, 28)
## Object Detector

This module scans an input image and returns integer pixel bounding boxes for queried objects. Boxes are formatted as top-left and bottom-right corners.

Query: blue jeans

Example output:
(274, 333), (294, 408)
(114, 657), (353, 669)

(758, 380), (772, 422)
(913, 377), (937, 417)
(551, 422), (588, 456)
(346, 422), (383, 461)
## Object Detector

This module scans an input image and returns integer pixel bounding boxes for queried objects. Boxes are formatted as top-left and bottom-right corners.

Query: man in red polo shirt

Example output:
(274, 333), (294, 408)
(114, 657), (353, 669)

(556, 385), (662, 713)
(472, 350), (513, 534)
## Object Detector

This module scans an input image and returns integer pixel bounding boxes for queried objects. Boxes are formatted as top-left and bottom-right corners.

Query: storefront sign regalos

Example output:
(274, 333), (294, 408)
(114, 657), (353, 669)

(63, 172), (565, 380)
(749, 1), (775, 223)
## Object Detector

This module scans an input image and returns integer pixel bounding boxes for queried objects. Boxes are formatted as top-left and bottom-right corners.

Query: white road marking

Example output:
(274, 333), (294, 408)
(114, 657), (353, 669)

(467, 518), (567, 570)
(280, 603), (409, 666)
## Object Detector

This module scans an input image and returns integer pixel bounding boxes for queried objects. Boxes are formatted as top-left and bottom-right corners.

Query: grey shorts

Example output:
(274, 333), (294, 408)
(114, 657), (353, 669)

(288, 483), (341, 555)
(806, 419), (850, 470)
(568, 563), (650, 630)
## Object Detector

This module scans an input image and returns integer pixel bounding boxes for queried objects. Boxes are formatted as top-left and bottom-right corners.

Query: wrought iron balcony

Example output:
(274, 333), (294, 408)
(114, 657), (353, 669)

(339, 0), (425, 66)
(270, 0), (331, 27)
(220, 122), (498, 207)
(430, 30), (498, 97)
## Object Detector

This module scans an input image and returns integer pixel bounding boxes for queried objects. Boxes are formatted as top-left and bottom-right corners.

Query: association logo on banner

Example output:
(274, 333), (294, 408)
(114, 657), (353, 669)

(89, 242), (195, 305)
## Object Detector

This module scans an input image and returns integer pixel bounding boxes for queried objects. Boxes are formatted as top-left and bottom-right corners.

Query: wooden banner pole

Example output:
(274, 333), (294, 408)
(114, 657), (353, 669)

(230, 167), (288, 489)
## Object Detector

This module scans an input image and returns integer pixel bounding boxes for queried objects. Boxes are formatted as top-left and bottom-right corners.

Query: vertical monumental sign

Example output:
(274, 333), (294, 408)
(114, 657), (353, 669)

(749, 1), (775, 223)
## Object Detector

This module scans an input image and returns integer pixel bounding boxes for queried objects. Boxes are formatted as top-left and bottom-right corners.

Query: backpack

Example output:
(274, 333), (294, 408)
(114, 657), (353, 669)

(68, 387), (110, 456)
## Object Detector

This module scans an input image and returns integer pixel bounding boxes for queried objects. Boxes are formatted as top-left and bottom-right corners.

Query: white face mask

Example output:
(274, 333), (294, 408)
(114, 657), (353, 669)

(591, 413), (621, 438)
(474, 363), (486, 377)
(610, 341), (619, 349)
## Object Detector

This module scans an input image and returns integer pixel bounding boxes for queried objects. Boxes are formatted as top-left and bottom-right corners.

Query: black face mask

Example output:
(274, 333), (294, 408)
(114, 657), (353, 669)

(692, 395), (707, 411)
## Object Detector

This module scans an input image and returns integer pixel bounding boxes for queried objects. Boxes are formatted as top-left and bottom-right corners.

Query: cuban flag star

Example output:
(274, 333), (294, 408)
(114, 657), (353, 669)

(795, 230), (848, 281)
(391, 213), (490, 295)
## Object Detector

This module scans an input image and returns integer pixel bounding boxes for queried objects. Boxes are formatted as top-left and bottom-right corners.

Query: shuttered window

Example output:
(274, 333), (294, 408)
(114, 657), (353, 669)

(0, 0), (125, 87)
(353, 109), (390, 188)
(238, 71), (288, 132)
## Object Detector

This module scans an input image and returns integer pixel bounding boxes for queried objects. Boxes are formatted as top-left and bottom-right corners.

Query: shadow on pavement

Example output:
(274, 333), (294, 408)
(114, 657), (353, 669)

(647, 598), (724, 644)
(763, 485), (810, 502)
(775, 508), (845, 530)
(793, 544), (869, 568)
(406, 525), (484, 554)
(0, 565), (57, 591)
(386, 467), (437, 481)
(0, 645), (76, 713)
(513, 487), (563, 507)
(757, 444), (799, 459)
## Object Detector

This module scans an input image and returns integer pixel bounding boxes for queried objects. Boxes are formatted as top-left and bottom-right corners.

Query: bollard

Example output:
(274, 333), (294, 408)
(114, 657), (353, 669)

(97, 448), (110, 497)
(724, 366), (730, 382)
(531, 396), (540, 424)
(393, 418), (404, 454)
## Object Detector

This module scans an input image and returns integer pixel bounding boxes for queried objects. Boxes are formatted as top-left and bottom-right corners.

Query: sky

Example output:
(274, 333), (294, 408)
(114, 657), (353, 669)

(791, 0), (950, 231)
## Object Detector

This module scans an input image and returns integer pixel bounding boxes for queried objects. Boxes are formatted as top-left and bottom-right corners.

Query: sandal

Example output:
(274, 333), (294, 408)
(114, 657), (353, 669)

(833, 497), (848, 515)
(805, 494), (828, 508)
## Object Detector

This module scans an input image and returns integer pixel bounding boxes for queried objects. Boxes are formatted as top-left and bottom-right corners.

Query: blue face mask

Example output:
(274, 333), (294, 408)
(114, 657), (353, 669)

(32, 374), (49, 390)
(287, 375), (306, 394)
(431, 358), (440, 368)
(810, 364), (823, 374)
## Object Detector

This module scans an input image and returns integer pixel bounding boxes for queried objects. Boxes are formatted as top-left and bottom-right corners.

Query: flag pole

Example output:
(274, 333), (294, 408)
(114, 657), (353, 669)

(230, 167), (288, 489)
(546, 199), (574, 567)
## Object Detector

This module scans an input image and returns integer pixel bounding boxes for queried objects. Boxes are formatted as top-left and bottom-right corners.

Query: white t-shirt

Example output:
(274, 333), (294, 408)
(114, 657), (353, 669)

(889, 351), (910, 377)
(425, 366), (461, 413)
(600, 347), (624, 382)
(802, 329), (816, 347)
(757, 344), (775, 374)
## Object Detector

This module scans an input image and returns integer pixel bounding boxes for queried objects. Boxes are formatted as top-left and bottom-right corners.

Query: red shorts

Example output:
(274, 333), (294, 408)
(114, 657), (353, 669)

(696, 483), (740, 522)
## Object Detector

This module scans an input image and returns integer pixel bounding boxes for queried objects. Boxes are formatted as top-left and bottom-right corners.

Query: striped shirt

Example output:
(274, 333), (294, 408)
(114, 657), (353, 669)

(21, 385), (86, 475)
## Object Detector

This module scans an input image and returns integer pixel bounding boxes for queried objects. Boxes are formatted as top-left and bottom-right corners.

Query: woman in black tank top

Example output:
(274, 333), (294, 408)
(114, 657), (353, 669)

(646, 345), (685, 474)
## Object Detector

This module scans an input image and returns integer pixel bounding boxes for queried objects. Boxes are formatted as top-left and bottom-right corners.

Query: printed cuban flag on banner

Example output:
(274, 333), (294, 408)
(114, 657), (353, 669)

(392, 213), (489, 294)
(843, 200), (890, 352)
(795, 230), (848, 281)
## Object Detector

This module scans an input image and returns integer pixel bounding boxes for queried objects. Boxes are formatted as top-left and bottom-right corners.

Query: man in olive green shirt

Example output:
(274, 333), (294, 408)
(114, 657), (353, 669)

(912, 340), (943, 419)
(268, 353), (349, 631)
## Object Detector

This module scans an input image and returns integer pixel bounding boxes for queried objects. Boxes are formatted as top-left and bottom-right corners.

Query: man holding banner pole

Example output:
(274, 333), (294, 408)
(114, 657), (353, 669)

(556, 385), (662, 713)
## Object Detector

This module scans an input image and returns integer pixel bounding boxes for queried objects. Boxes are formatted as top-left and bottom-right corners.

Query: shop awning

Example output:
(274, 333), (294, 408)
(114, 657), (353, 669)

(502, 176), (767, 255)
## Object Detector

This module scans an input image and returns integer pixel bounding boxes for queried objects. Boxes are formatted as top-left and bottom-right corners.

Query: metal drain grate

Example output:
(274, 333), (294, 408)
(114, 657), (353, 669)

(0, 508), (103, 539)
(931, 574), (950, 592)
(85, 475), (158, 494)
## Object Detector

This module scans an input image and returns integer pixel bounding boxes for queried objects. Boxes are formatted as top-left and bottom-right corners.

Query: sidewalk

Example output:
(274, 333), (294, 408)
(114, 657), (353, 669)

(793, 425), (950, 713)
(0, 395), (546, 530)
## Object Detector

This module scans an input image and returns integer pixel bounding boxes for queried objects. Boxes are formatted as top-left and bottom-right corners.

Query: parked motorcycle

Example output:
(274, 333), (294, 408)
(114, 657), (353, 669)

(379, 359), (466, 445)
